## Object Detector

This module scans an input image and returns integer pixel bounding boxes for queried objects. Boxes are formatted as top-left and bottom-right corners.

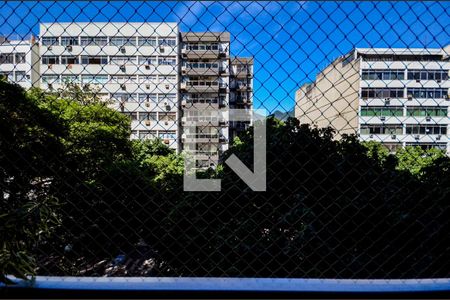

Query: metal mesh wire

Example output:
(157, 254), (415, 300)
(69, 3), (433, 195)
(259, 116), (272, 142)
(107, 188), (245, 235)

(0, 1), (449, 280)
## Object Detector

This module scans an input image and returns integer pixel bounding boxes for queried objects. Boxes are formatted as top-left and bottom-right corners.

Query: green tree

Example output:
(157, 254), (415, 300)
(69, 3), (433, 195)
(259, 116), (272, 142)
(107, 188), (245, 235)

(0, 81), (62, 283)
(395, 146), (446, 177)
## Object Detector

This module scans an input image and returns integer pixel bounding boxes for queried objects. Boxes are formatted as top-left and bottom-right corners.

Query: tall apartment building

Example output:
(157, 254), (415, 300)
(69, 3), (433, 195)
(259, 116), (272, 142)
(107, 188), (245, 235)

(180, 32), (231, 167)
(0, 36), (39, 89)
(295, 47), (450, 154)
(179, 33), (254, 167)
(39, 22), (180, 150)
(229, 57), (254, 140)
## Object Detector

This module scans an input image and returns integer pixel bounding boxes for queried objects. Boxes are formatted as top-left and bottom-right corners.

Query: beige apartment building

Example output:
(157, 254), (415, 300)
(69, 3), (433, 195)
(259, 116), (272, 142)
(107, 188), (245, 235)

(296, 47), (450, 154)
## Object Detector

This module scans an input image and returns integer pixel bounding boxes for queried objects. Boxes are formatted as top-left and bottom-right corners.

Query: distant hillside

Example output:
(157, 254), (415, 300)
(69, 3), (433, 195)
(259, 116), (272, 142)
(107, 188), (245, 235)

(271, 110), (294, 121)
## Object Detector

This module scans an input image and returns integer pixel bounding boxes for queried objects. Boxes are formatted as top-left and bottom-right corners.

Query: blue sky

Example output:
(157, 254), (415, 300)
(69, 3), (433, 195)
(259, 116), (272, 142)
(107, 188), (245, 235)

(1, 1), (449, 113)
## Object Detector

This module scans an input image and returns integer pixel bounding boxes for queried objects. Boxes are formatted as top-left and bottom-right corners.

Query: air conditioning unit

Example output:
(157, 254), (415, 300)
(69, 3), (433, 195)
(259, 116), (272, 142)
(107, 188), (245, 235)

(415, 135), (420, 140)
(164, 100), (169, 106)
(437, 79), (442, 83)
(384, 99), (390, 106)
(407, 94), (413, 100)
(120, 84), (126, 90)
(426, 116), (431, 121)
(145, 120), (151, 126)
(444, 94), (449, 100)
(120, 47), (126, 53)
(145, 102), (150, 107)
(120, 64), (126, 71)
(181, 100), (187, 107)
(164, 139), (170, 144)
(369, 134), (373, 138)
(159, 45), (165, 52)
(380, 116), (386, 121)
(48, 83), (53, 89)
(145, 84), (150, 89)
(391, 134), (396, 139)
(436, 135), (441, 141)
(165, 84), (170, 89)
(145, 64), (150, 70)
(416, 79), (420, 83)
(66, 45), (72, 51)
(165, 121), (169, 125)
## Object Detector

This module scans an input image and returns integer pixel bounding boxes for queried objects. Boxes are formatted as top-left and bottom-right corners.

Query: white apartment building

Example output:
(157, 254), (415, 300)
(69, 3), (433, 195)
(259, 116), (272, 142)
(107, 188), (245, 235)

(0, 36), (39, 89)
(296, 46), (450, 154)
(2, 23), (254, 164)
(38, 22), (180, 150)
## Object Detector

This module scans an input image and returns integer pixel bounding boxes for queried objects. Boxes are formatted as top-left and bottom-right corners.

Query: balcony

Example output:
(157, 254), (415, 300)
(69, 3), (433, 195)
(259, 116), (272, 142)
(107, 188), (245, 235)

(181, 80), (227, 92)
(183, 47), (226, 59)
(182, 62), (223, 76)
(182, 133), (220, 143)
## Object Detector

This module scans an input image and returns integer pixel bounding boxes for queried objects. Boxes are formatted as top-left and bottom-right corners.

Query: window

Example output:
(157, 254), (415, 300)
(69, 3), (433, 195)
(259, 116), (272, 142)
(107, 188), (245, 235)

(61, 75), (79, 83)
(138, 93), (157, 103)
(42, 74), (60, 84)
(158, 112), (176, 122)
(406, 125), (447, 135)
(61, 56), (79, 64)
(185, 43), (219, 51)
(42, 37), (58, 46)
(158, 37), (176, 47)
(186, 61), (219, 69)
(360, 124), (403, 135)
(110, 56), (136, 65)
(110, 75), (136, 84)
(81, 56), (108, 65)
(0, 53), (14, 64)
(158, 56), (176, 65)
(159, 93), (176, 103)
(42, 55), (59, 65)
(138, 37), (157, 46)
(139, 75), (157, 83)
(80, 37), (108, 46)
(407, 69), (449, 81)
(15, 53), (26, 63)
(110, 37), (136, 46)
(159, 131), (176, 139)
(138, 56), (157, 65)
(139, 112), (157, 121)
(407, 106), (448, 117)
(123, 112), (138, 121)
(139, 130), (157, 139)
(361, 69), (405, 80)
(111, 93), (137, 102)
(61, 37), (79, 46)
(15, 71), (27, 82)
(81, 75), (108, 84)
(361, 88), (404, 99)
(407, 88), (448, 99)
(360, 106), (403, 117)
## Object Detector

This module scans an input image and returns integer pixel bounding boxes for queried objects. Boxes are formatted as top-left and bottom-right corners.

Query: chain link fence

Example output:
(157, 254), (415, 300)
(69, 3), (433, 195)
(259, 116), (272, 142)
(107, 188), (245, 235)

(1, 1), (450, 282)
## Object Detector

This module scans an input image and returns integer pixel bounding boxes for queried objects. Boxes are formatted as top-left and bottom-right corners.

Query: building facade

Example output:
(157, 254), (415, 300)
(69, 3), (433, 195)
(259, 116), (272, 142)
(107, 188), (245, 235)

(0, 37), (39, 89)
(1, 23), (254, 165)
(295, 47), (450, 154)
(38, 22), (180, 150)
